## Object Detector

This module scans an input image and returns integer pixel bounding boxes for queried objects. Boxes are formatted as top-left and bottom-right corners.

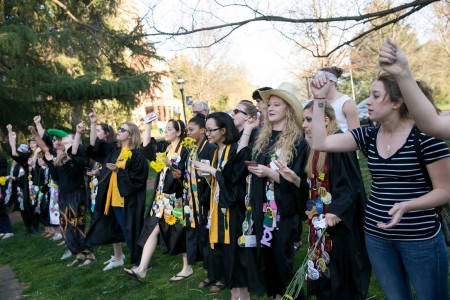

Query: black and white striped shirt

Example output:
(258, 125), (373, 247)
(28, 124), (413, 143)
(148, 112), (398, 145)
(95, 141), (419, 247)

(351, 126), (450, 241)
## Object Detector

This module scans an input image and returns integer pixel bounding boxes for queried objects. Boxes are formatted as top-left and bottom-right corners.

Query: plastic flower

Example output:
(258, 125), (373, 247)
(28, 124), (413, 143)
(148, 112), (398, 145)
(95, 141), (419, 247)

(0, 176), (6, 186)
(156, 152), (166, 161)
(121, 147), (133, 160)
(165, 214), (177, 226)
(181, 137), (197, 151)
(150, 160), (165, 173)
(318, 172), (325, 181)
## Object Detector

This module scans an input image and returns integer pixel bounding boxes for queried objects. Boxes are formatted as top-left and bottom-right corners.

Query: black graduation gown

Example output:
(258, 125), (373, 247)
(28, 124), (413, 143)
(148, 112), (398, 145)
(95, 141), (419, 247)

(10, 151), (41, 233)
(184, 138), (217, 265)
(0, 155), (11, 232)
(306, 147), (371, 300)
(139, 138), (189, 255)
(208, 143), (265, 293)
(248, 132), (309, 297)
(85, 140), (149, 264)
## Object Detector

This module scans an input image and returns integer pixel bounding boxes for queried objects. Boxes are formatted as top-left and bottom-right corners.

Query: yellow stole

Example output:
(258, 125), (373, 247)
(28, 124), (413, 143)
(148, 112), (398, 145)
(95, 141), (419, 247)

(209, 145), (231, 249)
(104, 147), (130, 215)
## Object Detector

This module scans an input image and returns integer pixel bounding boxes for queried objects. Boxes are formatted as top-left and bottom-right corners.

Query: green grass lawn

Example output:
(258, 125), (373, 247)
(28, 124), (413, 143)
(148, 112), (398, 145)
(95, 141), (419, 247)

(0, 156), (448, 299)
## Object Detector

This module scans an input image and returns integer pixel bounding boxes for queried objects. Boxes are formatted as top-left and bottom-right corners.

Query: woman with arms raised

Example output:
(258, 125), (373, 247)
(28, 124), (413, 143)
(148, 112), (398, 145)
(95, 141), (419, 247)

(310, 68), (450, 300)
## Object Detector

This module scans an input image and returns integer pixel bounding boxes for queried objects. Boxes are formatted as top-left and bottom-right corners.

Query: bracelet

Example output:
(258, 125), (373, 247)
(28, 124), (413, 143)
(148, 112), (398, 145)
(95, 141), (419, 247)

(314, 97), (326, 99)
(242, 133), (251, 136)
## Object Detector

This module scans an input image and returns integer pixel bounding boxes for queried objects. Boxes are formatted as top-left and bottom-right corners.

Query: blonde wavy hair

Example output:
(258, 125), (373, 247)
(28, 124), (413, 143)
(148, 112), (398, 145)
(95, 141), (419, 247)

(252, 100), (303, 165)
(304, 101), (340, 178)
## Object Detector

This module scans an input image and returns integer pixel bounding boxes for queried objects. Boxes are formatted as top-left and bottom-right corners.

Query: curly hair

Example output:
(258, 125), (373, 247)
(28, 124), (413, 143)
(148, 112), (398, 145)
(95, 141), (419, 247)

(252, 102), (303, 165)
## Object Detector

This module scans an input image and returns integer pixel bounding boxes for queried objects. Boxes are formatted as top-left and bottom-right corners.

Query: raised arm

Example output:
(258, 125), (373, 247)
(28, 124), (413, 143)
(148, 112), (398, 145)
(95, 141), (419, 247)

(310, 80), (358, 152)
(33, 115), (45, 137)
(89, 109), (98, 146)
(143, 113), (157, 147)
(6, 124), (18, 157)
(72, 122), (85, 155)
(236, 118), (258, 153)
(379, 38), (450, 139)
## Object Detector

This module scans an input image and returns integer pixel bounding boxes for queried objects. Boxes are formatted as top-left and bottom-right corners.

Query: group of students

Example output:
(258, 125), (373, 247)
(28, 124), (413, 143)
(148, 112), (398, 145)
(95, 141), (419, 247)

(2, 38), (449, 300)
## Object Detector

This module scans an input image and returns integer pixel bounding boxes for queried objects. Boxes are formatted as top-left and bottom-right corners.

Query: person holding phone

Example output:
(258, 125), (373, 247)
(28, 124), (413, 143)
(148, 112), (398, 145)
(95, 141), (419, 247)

(192, 112), (264, 299)
(124, 116), (190, 282)
(240, 82), (309, 299)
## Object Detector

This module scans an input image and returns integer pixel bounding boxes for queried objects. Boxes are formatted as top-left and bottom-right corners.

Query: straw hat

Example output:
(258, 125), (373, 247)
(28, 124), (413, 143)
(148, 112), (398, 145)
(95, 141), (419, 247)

(259, 82), (303, 126)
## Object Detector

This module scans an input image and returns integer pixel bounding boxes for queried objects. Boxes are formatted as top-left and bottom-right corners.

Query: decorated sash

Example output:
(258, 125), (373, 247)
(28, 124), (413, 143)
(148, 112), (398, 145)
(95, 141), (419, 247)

(260, 148), (281, 247)
(238, 174), (256, 247)
(183, 139), (207, 228)
(306, 152), (333, 280)
(150, 142), (184, 226)
(49, 179), (60, 225)
(209, 145), (231, 249)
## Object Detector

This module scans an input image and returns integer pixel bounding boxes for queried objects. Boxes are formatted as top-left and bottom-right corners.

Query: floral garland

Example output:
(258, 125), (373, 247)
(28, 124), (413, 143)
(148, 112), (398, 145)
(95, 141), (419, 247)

(150, 143), (184, 226)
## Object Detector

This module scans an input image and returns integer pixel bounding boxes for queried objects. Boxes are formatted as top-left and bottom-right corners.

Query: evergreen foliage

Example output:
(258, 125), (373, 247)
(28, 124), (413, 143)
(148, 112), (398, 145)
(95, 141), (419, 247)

(0, 0), (159, 134)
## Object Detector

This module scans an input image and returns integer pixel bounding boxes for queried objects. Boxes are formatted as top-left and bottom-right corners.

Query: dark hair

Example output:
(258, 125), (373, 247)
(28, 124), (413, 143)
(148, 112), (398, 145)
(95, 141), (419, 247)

(320, 66), (343, 79)
(168, 119), (186, 140)
(252, 87), (272, 100)
(98, 123), (115, 142)
(238, 100), (258, 118)
(188, 115), (206, 128)
(377, 74), (409, 120)
(206, 112), (240, 145)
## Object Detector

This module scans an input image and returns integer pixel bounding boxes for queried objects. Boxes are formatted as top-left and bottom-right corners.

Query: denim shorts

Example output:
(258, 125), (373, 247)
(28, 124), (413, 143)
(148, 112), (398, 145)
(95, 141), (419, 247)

(365, 231), (448, 300)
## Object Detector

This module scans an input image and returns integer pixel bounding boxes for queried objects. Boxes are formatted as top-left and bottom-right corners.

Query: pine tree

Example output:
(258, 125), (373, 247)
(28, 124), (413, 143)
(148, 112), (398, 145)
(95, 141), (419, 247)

(0, 0), (158, 133)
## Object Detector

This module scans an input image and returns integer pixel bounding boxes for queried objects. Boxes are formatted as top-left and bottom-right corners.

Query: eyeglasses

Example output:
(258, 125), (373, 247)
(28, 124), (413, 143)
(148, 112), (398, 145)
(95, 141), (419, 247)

(117, 127), (129, 133)
(205, 128), (221, 135)
(192, 110), (202, 115)
(233, 109), (248, 116)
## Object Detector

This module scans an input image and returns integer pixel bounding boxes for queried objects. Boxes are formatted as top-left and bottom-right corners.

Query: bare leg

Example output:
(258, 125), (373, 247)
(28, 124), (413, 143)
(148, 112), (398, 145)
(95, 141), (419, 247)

(169, 253), (193, 280)
(231, 288), (240, 300)
(239, 288), (250, 300)
(124, 224), (160, 278)
(113, 243), (123, 261)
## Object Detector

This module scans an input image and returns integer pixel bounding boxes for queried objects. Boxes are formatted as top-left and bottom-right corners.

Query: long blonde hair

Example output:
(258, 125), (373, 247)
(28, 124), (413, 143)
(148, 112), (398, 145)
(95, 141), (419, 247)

(304, 101), (339, 178)
(252, 101), (302, 165)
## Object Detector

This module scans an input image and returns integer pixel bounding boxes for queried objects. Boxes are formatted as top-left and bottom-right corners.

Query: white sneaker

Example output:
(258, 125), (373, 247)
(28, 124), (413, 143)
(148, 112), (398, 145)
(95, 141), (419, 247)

(103, 258), (124, 271)
(51, 233), (63, 241)
(2, 233), (14, 240)
(103, 254), (125, 265)
(60, 250), (72, 260)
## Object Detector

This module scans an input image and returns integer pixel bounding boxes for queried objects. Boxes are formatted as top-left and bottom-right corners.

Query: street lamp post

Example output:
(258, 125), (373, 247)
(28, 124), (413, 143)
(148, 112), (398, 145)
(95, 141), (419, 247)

(177, 77), (188, 124)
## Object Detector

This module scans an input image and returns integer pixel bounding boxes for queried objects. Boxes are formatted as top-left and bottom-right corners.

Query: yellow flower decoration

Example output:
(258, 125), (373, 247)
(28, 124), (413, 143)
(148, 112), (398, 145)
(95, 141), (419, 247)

(0, 176), (6, 186)
(165, 214), (177, 226)
(150, 160), (165, 173)
(181, 137), (197, 151)
(318, 172), (325, 181)
(120, 147), (133, 160)
(89, 182), (94, 189)
(156, 152), (166, 161)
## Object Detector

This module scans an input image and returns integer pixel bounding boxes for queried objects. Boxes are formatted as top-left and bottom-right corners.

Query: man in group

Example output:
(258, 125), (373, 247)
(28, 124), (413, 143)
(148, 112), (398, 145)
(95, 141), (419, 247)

(191, 101), (209, 118)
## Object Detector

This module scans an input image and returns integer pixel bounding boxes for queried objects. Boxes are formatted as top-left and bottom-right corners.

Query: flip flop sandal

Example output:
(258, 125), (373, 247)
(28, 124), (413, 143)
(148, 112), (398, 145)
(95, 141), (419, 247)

(67, 257), (85, 267)
(169, 273), (192, 283)
(123, 269), (145, 283)
(210, 282), (226, 293)
(198, 278), (213, 288)
(79, 257), (96, 267)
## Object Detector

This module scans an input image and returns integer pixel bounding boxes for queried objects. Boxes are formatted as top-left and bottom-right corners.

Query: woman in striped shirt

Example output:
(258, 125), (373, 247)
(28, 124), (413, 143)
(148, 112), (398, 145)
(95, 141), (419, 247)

(310, 71), (450, 299)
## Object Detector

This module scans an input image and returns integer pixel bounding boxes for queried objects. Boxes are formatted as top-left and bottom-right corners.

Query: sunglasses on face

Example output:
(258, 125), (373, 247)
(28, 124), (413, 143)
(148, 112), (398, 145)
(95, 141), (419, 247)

(233, 109), (248, 116)
(117, 127), (129, 133)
